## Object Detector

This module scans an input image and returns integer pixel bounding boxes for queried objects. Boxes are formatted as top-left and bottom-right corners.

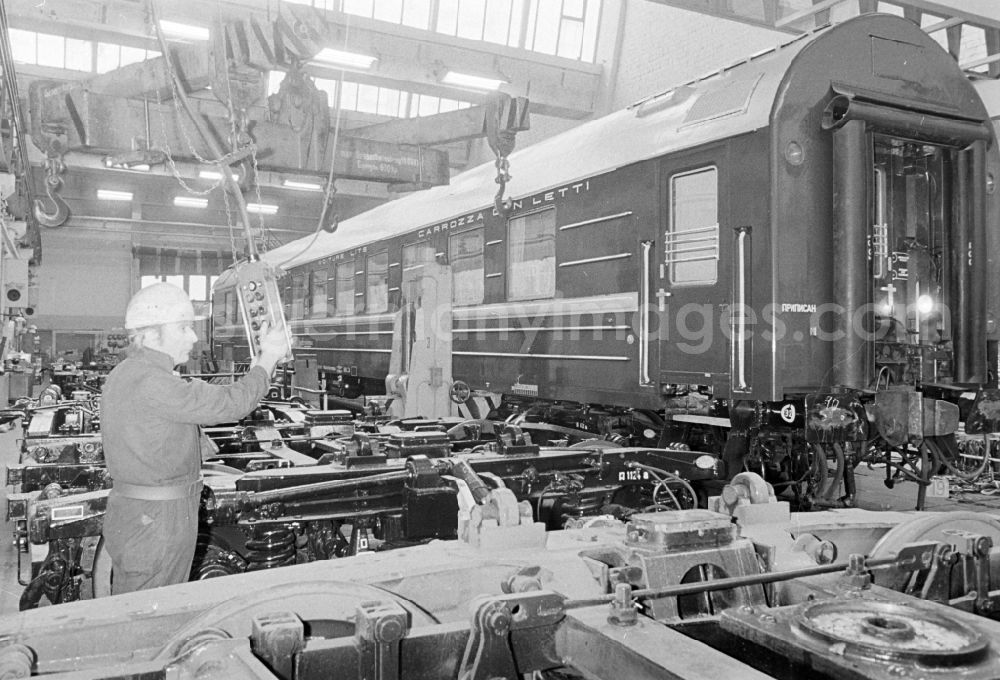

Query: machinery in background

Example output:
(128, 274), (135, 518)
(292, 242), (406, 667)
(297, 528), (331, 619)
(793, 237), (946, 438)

(4, 476), (1000, 679)
(2, 387), (371, 608)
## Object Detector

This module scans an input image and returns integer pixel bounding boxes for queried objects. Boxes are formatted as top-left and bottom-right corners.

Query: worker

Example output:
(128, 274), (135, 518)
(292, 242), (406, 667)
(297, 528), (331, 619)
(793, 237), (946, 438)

(101, 282), (290, 594)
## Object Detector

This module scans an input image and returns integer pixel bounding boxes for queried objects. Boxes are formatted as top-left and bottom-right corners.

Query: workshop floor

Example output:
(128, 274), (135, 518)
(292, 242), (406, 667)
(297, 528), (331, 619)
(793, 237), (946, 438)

(2, 429), (1000, 618)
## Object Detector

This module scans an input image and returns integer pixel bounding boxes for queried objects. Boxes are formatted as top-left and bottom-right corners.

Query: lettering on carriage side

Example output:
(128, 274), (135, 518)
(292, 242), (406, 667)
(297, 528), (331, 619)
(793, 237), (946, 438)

(417, 212), (485, 238)
(780, 303), (817, 313)
(329, 246), (369, 261)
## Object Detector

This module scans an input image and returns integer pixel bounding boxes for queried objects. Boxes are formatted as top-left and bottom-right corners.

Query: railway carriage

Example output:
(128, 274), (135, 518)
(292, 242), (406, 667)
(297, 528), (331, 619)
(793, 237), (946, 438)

(214, 14), (1000, 502)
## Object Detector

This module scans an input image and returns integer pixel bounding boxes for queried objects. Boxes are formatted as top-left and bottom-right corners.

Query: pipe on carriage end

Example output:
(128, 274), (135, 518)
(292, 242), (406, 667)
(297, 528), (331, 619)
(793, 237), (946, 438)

(831, 119), (869, 390)
(821, 94), (991, 146)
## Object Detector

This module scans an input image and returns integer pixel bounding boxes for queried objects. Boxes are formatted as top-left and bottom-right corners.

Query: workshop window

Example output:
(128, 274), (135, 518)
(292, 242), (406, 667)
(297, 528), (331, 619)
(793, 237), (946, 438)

(367, 252), (389, 314)
(450, 229), (484, 306)
(402, 242), (436, 272)
(334, 261), (355, 316)
(287, 0), (601, 63)
(96, 43), (159, 73)
(291, 273), (307, 320)
(10, 29), (93, 71)
(508, 209), (555, 301)
(310, 270), (327, 318)
(668, 167), (719, 285)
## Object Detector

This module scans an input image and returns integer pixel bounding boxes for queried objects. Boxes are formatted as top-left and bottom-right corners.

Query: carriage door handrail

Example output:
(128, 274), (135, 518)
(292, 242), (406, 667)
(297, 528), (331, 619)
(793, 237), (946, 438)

(639, 240), (653, 386)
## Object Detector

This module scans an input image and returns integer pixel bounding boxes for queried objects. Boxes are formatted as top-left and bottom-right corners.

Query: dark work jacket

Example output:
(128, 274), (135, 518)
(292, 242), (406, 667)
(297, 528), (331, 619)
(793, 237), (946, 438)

(102, 346), (270, 487)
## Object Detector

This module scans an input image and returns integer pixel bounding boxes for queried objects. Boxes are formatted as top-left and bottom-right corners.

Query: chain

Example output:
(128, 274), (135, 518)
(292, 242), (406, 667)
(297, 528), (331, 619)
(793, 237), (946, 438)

(152, 84), (222, 196)
(220, 182), (240, 264)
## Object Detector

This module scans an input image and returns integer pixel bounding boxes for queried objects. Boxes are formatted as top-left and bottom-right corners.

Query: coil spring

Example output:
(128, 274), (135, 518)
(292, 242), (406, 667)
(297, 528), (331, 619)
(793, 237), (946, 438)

(559, 489), (606, 525)
(244, 527), (296, 571)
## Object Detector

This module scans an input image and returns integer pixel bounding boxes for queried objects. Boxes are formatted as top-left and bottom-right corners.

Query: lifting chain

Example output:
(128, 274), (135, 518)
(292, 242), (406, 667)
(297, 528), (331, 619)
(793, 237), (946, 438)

(485, 94), (528, 218)
(491, 132), (515, 218)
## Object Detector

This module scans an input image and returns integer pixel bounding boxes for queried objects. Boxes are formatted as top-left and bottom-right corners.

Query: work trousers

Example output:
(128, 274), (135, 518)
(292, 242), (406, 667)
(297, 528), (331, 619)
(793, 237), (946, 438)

(102, 492), (199, 594)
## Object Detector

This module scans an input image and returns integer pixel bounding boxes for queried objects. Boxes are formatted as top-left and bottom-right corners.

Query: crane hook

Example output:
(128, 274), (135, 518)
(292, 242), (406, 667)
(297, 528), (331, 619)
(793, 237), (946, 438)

(33, 162), (70, 228)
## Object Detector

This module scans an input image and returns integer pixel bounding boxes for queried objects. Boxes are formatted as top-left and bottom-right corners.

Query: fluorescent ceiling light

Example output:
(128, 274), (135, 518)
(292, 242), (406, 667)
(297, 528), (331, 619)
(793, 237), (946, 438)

(158, 20), (210, 41)
(174, 196), (208, 209)
(97, 189), (133, 201)
(282, 179), (323, 191)
(247, 202), (279, 215)
(441, 70), (506, 91)
(199, 169), (223, 180)
(311, 48), (377, 69)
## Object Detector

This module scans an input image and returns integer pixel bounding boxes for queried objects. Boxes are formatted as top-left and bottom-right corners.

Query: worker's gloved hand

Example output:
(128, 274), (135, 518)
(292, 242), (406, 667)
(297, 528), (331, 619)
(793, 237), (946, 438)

(257, 320), (292, 359)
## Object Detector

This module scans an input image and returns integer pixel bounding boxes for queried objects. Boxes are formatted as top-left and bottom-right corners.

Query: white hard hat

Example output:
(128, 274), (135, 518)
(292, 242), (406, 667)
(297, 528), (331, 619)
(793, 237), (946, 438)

(125, 283), (195, 330)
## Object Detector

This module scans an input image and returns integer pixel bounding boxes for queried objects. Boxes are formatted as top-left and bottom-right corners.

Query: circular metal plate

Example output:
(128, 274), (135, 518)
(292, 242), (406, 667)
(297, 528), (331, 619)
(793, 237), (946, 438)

(868, 511), (1000, 591)
(792, 599), (988, 666)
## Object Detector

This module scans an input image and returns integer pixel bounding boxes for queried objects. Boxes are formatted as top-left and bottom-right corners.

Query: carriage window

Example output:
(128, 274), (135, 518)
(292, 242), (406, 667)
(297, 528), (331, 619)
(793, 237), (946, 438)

(310, 270), (327, 318)
(335, 261), (355, 316)
(402, 242), (436, 271)
(668, 167), (718, 285)
(367, 252), (389, 313)
(508, 209), (555, 301)
(291, 273), (306, 319)
(450, 229), (484, 305)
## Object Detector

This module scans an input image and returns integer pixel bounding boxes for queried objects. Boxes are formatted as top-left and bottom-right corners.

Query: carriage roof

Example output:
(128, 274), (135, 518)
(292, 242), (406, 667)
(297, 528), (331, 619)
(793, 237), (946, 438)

(259, 24), (823, 271)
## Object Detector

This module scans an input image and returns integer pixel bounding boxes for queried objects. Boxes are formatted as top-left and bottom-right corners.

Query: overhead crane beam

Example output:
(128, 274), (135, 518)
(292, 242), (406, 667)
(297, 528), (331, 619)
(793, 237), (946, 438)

(5, 0), (599, 120)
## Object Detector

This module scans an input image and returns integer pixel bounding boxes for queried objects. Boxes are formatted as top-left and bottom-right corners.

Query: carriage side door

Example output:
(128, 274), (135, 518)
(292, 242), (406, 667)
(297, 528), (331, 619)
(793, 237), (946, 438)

(656, 147), (731, 392)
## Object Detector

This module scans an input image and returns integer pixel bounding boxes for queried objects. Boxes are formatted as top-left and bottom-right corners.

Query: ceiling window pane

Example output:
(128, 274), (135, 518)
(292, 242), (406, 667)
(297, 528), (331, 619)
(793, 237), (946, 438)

(581, 0), (600, 62)
(267, 70), (285, 95)
(437, 0), (460, 34)
(402, 0), (431, 29)
(189, 275), (208, 302)
(340, 81), (359, 110)
(483, 0), (512, 44)
(96, 43), (119, 73)
(557, 18), (583, 60)
(563, 0), (586, 19)
(7, 28), (38, 64)
(36, 33), (65, 68)
(315, 78), (338, 104)
(457, 0), (487, 40)
(373, 0), (403, 23)
(356, 83), (379, 113)
(416, 94), (439, 116)
(343, 0), (375, 17)
(121, 45), (149, 66)
(531, 1), (560, 54)
(65, 38), (93, 71)
(439, 98), (459, 113)
(8, 29), (36, 63)
(508, 0), (525, 47)
(377, 87), (401, 116)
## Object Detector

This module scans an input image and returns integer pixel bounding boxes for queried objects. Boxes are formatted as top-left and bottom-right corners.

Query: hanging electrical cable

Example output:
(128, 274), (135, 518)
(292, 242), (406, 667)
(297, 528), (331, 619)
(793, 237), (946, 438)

(276, 12), (354, 270)
(146, 0), (259, 259)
